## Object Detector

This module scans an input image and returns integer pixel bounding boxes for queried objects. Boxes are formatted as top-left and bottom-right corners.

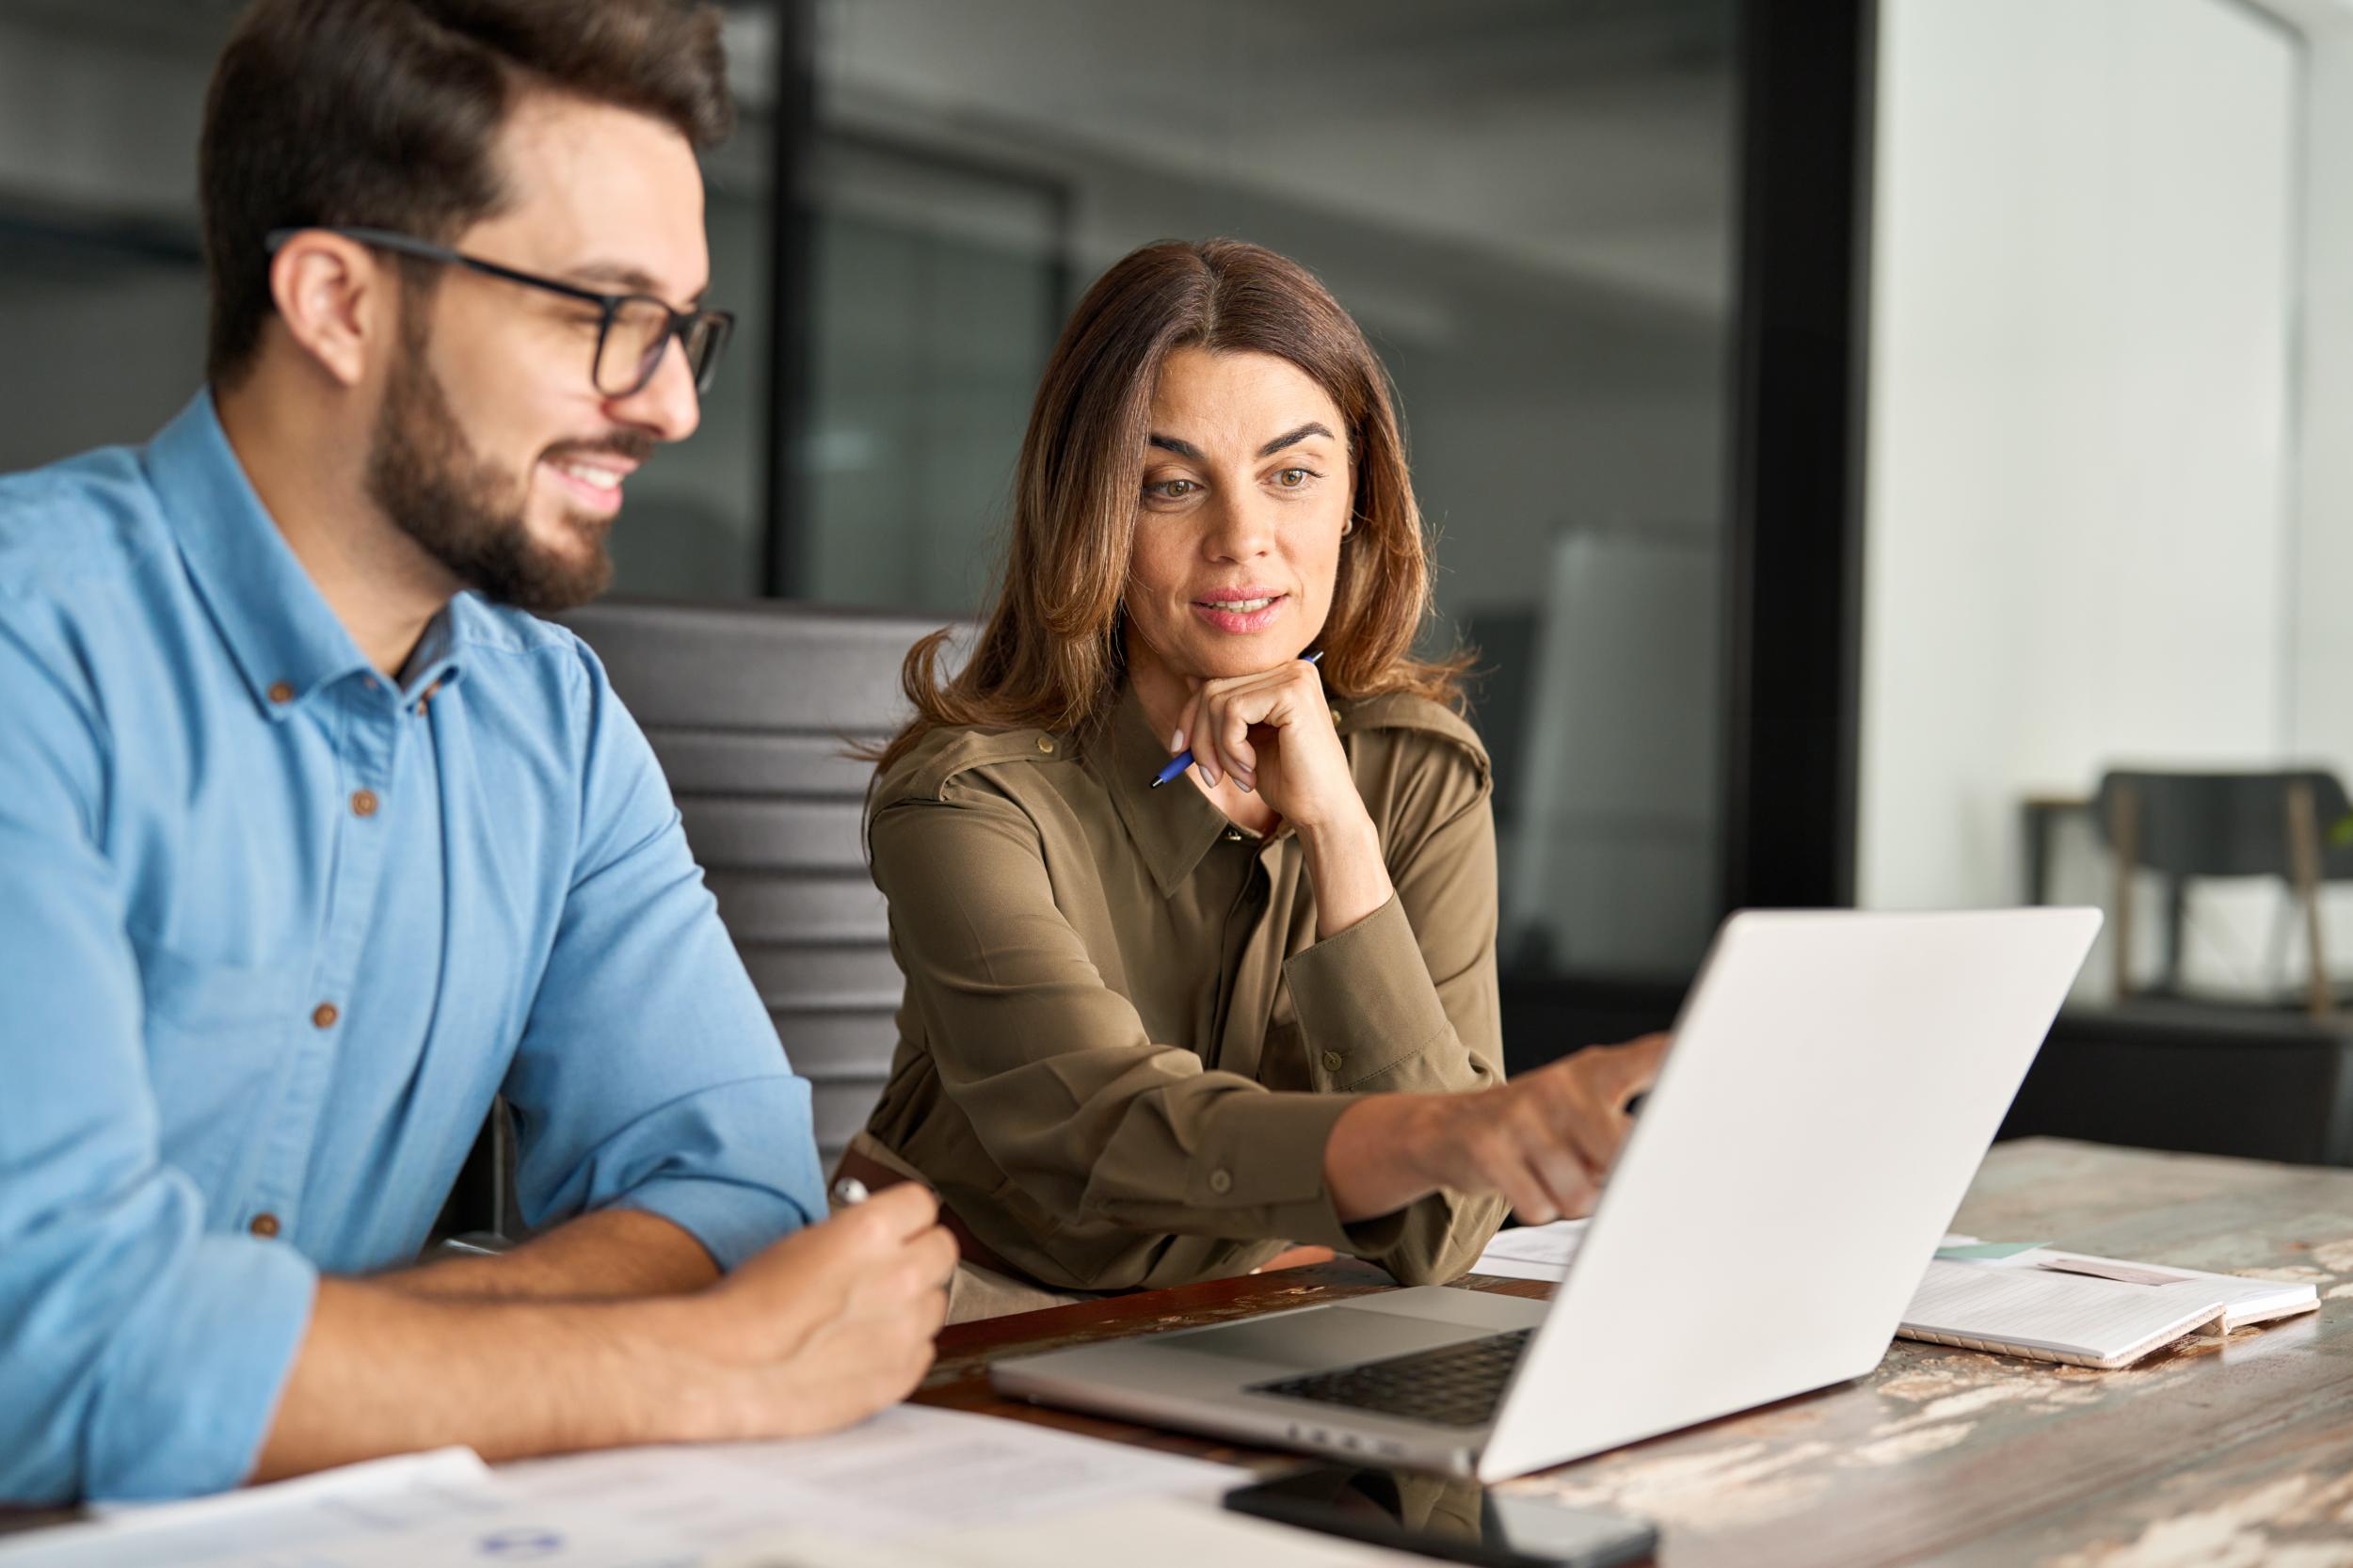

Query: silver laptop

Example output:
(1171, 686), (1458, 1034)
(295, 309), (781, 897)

(991, 907), (2102, 1480)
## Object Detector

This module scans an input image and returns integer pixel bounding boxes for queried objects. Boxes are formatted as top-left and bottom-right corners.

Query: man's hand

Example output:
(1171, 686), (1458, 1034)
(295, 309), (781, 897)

(250, 1184), (958, 1482)
(676, 1183), (958, 1441)
(1323, 1034), (1672, 1225)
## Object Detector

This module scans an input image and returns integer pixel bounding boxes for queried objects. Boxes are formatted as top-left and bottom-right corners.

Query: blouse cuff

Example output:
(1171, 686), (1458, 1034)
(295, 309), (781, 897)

(1284, 894), (1457, 1090)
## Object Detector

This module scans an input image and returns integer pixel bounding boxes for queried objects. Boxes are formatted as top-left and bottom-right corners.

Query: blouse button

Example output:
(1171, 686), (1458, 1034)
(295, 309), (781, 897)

(248, 1212), (280, 1239)
(266, 680), (294, 705)
(1035, 736), (1055, 754)
(1223, 827), (1244, 842)
(1321, 1050), (1345, 1073)
(1209, 1168), (1234, 1195)
(351, 789), (379, 817)
(312, 1001), (339, 1029)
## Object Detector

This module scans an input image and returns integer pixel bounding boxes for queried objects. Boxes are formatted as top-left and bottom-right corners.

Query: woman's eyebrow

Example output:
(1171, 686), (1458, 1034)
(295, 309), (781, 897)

(1147, 433), (1204, 458)
(1257, 421), (1336, 457)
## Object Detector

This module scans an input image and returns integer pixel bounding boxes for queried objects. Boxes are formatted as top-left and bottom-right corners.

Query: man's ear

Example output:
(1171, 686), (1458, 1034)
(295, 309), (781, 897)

(264, 231), (395, 389)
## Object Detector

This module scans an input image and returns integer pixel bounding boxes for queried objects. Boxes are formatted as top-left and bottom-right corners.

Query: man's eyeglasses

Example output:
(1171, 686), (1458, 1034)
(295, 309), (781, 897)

(264, 226), (733, 399)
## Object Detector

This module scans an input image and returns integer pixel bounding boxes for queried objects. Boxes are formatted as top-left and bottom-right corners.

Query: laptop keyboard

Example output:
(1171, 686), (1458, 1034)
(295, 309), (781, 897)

(1246, 1327), (1534, 1429)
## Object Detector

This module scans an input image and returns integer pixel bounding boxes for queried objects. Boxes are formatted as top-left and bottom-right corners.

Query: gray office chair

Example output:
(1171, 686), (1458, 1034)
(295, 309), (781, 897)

(433, 599), (959, 1245)
(2096, 768), (2353, 1017)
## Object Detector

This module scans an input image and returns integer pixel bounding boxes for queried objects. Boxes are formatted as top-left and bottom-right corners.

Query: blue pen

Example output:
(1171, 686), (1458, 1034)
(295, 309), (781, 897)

(1150, 649), (1323, 788)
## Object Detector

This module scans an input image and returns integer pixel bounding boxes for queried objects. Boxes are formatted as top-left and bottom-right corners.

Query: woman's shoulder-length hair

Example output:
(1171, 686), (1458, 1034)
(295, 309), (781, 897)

(872, 237), (1467, 778)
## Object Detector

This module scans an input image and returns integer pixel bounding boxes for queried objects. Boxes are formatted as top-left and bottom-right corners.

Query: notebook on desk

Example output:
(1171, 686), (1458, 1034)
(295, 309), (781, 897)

(1473, 1224), (2320, 1371)
(1902, 1243), (2320, 1368)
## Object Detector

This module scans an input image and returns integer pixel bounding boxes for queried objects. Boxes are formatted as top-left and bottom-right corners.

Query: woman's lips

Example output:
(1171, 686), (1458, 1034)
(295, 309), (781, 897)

(1191, 592), (1288, 634)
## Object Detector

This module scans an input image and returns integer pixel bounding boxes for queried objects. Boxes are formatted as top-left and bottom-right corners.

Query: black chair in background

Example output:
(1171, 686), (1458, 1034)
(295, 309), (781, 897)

(2004, 767), (2353, 1170)
(435, 599), (957, 1243)
(2094, 768), (2353, 1017)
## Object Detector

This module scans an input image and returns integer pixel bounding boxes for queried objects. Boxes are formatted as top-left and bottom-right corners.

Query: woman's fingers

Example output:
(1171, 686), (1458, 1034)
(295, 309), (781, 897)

(1190, 682), (1244, 788)
(1219, 698), (1258, 788)
(1543, 1058), (1637, 1179)
(1196, 665), (1320, 790)
(1598, 1032), (1673, 1106)
(1175, 680), (1208, 784)
(1483, 1142), (1561, 1225)
(1497, 1081), (1605, 1219)
(1184, 661), (1340, 799)
(1524, 1121), (1604, 1220)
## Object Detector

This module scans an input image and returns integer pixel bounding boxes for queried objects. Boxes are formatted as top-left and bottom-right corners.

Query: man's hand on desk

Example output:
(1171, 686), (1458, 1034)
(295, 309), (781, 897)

(1324, 1033), (1670, 1225)
(249, 1184), (957, 1483)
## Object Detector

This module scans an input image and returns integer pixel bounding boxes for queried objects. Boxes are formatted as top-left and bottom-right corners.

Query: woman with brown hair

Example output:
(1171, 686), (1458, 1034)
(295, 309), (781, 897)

(844, 239), (1666, 1321)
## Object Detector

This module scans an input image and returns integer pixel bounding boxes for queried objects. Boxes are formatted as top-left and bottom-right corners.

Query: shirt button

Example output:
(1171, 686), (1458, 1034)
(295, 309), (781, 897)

(351, 789), (379, 817)
(312, 1001), (340, 1029)
(267, 680), (294, 705)
(249, 1212), (280, 1239)
(1321, 1050), (1345, 1072)
(1223, 828), (1244, 842)
(1035, 736), (1055, 754)
(1209, 1168), (1234, 1195)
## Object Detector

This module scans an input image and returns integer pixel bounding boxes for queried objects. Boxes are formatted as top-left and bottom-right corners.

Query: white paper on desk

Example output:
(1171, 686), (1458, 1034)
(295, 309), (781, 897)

(1903, 1259), (2233, 1363)
(1470, 1219), (1588, 1282)
(1933, 1240), (2318, 1329)
(0, 1448), (505, 1568)
(0, 1408), (1243, 1568)
(489, 1403), (1243, 1552)
(711, 1496), (1436, 1568)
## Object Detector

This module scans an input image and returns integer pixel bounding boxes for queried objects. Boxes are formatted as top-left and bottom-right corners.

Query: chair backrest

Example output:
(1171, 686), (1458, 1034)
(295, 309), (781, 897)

(2093, 769), (2353, 881)
(562, 598), (960, 1179)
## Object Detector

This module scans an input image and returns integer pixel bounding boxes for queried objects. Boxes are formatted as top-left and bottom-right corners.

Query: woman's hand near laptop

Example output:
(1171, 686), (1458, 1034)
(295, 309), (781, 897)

(1323, 1034), (1672, 1226)
(1177, 661), (1670, 1229)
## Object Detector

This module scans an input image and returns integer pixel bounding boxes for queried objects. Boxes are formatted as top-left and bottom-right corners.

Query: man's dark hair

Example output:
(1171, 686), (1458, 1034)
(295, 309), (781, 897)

(200, 0), (732, 383)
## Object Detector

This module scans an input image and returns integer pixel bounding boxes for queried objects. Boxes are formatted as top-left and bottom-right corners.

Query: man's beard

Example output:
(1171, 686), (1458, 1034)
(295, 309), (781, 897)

(363, 315), (646, 614)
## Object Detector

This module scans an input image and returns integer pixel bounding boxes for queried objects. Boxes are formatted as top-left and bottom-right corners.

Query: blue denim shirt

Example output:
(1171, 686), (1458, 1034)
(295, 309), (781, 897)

(0, 393), (824, 1503)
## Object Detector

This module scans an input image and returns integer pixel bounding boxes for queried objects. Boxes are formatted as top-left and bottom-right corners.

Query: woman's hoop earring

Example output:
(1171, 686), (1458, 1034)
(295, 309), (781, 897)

(1341, 516), (1356, 538)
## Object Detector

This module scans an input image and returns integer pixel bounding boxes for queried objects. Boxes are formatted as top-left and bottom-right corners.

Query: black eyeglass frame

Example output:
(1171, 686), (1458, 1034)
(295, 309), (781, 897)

(263, 225), (734, 398)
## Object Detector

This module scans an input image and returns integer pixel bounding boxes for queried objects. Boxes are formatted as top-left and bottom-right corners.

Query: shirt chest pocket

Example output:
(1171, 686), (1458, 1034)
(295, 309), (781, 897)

(135, 935), (301, 1198)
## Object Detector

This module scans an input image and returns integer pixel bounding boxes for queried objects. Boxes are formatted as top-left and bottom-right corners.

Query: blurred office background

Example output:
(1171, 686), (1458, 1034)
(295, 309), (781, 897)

(8, 0), (2353, 1169)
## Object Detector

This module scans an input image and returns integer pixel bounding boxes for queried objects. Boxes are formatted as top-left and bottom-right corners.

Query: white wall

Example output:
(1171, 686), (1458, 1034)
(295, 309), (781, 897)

(2275, 0), (2353, 768)
(1857, 0), (2298, 932)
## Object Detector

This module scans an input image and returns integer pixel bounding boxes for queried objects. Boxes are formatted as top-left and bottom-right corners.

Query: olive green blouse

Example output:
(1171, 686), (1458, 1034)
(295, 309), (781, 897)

(857, 677), (1508, 1291)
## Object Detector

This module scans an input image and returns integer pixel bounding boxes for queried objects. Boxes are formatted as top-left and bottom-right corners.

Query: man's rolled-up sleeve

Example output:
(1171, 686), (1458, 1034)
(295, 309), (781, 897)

(0, 620), (318, 1504)
(500, 646), (824, 1271)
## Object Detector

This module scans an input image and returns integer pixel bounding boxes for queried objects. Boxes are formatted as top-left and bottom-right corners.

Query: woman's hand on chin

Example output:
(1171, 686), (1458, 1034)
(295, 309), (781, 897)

(1177, 657), (1363, 833)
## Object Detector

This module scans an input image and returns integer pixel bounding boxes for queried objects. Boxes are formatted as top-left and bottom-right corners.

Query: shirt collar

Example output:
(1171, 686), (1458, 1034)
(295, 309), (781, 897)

(1097, 678), (1244, 898)
(146, 389), (457, 720)
(398, 594), (473, 709)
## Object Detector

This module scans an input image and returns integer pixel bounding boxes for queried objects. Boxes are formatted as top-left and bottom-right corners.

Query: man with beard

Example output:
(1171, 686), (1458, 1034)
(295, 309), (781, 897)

(0, 0), (953, 1506)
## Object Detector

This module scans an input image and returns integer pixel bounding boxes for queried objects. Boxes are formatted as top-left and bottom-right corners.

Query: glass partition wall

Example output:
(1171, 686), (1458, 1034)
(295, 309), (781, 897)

(780, 0), (1747, 1043)
(0, 0), (1868, 1066)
